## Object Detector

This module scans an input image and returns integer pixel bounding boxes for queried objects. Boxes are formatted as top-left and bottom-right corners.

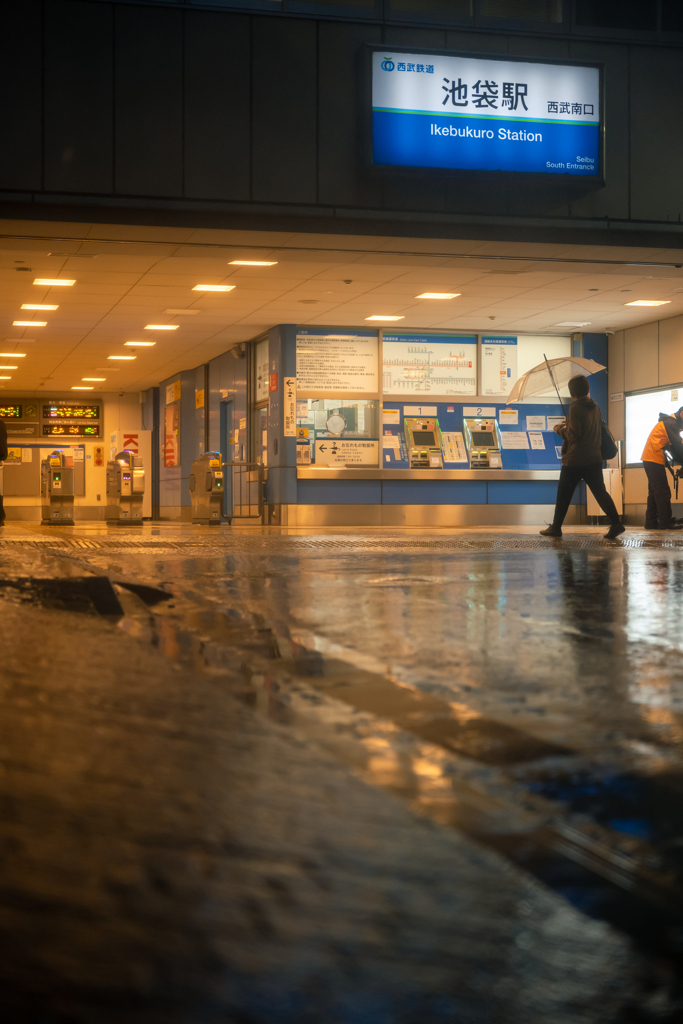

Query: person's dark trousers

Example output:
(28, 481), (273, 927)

(643, 460), (674, 527)
(552, 463), (620, 528)
(0, 494), (5, 524)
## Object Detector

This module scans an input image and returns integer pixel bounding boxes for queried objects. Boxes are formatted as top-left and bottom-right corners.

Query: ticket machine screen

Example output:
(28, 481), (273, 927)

(471, 431), (496, 446)
(412, 430), (436, 446)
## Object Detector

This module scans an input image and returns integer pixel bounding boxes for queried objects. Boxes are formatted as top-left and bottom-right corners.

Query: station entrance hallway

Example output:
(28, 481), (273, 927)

(1, 521), (683, 1023)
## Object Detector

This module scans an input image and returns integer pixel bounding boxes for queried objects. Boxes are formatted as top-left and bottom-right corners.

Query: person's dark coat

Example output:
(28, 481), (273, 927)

(554, 396), (602, 467)
(0, 419), (7, 463)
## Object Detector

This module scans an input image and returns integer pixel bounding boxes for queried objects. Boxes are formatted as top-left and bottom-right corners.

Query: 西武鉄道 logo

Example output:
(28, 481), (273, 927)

(381, 57), (395, 72)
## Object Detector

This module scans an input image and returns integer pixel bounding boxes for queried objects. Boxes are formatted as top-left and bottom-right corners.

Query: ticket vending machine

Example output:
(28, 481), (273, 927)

(403, 417), (444, 469)
(189, 451), (224, 525)
(462, 417), (503, 469)
(106, 450), (145, 525)
(41, 451), (75, 525)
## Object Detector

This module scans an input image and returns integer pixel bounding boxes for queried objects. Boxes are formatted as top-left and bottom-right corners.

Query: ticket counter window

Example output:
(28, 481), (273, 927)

(296, 399), (379, 466)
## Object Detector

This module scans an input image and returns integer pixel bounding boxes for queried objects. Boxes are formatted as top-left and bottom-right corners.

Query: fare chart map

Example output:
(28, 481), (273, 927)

(382, 334), (477, 395)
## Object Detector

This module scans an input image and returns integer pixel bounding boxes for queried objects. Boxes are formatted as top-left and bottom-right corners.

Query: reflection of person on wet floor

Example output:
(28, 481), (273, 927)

(0, 416), (7, 526)
(641, 407), (683, 531)
(540, 374), (624, 540)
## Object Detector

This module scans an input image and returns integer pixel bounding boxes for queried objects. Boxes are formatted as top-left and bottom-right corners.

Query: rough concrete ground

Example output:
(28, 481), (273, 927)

(1, 523), (683, 1023)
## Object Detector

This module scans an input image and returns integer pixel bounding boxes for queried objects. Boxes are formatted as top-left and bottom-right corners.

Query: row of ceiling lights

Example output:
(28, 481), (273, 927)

(6, 262), (279, 389)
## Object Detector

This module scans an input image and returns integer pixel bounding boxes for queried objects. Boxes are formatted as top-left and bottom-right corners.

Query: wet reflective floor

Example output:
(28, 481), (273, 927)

(2, 522), (683, 1022)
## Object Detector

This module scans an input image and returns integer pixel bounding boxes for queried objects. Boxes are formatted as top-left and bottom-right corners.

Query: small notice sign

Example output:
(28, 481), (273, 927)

(284, 377), (296, 437)
(499, 408), (518, 426)
(500, 431), (529, 450)
(315, 439), (379, 466)
(269, 372), (278, 393)
(528, 432), (546, 450)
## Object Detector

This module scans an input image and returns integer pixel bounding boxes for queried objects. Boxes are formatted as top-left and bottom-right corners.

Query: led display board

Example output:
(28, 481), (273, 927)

(43, 424), (100, 437)
(369, 48), (602, 177)
(43, 404), (100, 419)
(0, 405), (21, 418)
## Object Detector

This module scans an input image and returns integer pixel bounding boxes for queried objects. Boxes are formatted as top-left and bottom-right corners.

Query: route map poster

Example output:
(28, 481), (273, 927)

(382, 334), (477, 395)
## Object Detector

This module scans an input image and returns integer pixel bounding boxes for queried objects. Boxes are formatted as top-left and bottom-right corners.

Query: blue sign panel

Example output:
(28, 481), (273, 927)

(371, 51), (601, 176)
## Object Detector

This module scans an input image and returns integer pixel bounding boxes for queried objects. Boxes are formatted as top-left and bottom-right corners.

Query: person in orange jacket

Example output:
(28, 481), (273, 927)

(641, 408), (683, 530)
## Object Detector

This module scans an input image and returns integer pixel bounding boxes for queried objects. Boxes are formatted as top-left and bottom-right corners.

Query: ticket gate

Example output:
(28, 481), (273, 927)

(404, 417), (444, 469)
(41, 451), (75, 525)
(106, 450), (145, 525)
(189, 451), (223, 524)
(462, 417), (503, 469)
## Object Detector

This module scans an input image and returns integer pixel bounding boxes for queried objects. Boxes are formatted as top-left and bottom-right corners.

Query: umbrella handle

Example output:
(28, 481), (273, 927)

(544, 353), (567, 419)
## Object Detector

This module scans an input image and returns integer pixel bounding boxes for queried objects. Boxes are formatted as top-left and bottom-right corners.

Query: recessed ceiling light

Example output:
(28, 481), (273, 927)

(108, 355), (136, 360)
(82, 377), (105, 381)
(416, 292), (461, 300)
(164, 309), (199, 315)
(0, 376), (11, 380)
(21, 303), (58, 310)
(366, 315), (405, 321)
(144, 324), (178, 330)
(229, 260), (277, 266)
(33, 278), (75, 286)
(554, 321), (592, 327)
(0, 353), (25, 357)
(0, 366), (18, 370)
(625, 299), (671, 306)
(72, 386), (93, 390)
(13, 321), (46, 326)
(192, 284), (235, 292)
(125, 341), (155, 347)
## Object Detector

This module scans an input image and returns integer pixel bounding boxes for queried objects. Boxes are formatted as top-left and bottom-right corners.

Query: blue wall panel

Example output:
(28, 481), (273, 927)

(298, 479), (381, 505)
(382, 480), (486, 505)
(487, 480), (558, 505)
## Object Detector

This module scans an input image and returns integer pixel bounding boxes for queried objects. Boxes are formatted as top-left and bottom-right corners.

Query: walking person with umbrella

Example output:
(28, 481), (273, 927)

(540, 374), (624, 539)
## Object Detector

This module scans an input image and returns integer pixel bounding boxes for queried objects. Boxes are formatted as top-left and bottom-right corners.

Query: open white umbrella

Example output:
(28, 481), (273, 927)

(508, 355), (606, 411)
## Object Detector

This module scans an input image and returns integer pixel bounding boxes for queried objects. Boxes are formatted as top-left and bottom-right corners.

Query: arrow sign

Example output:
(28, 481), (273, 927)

(319, 444), (327, 452)
(283, 376), (297, 437)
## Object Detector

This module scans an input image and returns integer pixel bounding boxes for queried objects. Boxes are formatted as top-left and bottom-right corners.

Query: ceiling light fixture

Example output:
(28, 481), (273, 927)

(0, 376), (11, 380)
(33, 279), (75, 286)
(82, 377), (105, 381)
(108, 355), (136, 360)
(72, 386), (93, 390)
(0, 366), (18, 370)
(554, 321), (592, 327)
(13, 321), (46, 327)
(125, 341), (155, 347)
(21, 304), (58, 311)
(625, 299), (671, 307)
(416, 292), (461, 300)
(366, 315), (405, 321)
(0, 353), (26, 357)
(144, 324), (178, 330)
(229, 260), (277, 266)
(192, 284), (235, 292)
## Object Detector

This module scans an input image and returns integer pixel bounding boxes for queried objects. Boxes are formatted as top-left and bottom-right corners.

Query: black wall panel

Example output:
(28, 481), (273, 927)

(184, 11), (250, 201)
(630, 46), (683, 222)
(252, 17), (317, 205)
(114, 5), (183, 197)
(44, 0), (114, 195)
(0, 2), (42, 191)
(318, 21), (382, 208)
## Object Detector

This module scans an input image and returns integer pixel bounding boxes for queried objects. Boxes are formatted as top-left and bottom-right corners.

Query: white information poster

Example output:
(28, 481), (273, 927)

(547, 416), (566, 430)
(284, 376), (296, 437)
(499, 408), (518, 426)
(255, 338), (269, 402)
(296, 331), (378, 392)
(481, 336), (518, 397)
(315, 439), (379, 466)
(528, 432), (546, 450)
(500, 431), (529, 450)
(526, 415), (546, 431)
(382, 334), (477, 395)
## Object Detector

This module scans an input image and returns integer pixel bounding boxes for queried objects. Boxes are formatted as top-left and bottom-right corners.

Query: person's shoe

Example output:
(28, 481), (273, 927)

(661, 522), (683, 530)
(540, 525), (562, 537)
(605, 522), (626, 540)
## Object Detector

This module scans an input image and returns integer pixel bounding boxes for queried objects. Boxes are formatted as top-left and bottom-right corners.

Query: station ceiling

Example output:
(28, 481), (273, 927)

(2, 219), (683, 394)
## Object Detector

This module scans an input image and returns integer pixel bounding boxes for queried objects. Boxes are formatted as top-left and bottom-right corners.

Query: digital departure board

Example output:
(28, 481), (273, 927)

(0, 405), (21, 418)
(43, 405), (99, 419)
(43, 424), (100, 436)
